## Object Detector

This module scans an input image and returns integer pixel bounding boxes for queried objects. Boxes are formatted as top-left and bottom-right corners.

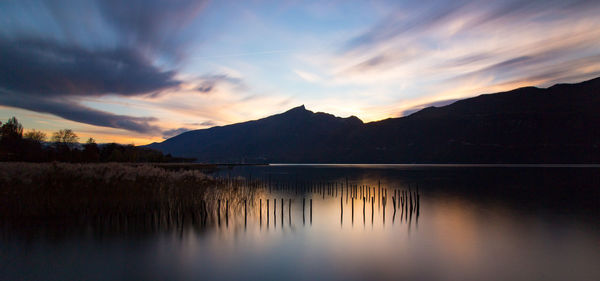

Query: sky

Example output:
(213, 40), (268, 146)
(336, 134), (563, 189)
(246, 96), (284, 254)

(1, 0), (600, 144)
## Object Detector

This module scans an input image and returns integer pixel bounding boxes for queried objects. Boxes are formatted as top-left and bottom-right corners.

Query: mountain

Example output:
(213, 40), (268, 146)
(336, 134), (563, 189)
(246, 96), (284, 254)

(147, 77), (600, 163)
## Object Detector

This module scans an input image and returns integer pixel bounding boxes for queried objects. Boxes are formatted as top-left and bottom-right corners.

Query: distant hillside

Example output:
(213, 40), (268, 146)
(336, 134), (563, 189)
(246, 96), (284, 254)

(146, 77), (600, 163)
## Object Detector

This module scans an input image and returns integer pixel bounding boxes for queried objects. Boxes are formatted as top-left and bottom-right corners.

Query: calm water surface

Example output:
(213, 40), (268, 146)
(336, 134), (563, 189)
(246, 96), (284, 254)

(1, 165), (599, 281)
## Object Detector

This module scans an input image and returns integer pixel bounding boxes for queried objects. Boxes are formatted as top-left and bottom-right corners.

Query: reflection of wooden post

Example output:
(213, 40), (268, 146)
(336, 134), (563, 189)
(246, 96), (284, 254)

(363, 196), (366, 224)
(303, 198), (306, 221)
(260, 199), (262, 227)
(371, 197), (374, 225)
(410, 191), (413, 214)
(218, 199), (221, 227)
(416, 192), (420, 217)
(310, 199), (313, 225)
(352, 198), (354, 224)
(340, 195), (343, 216)
(288, 199), (291, 226)
(382, 196), (386, 224)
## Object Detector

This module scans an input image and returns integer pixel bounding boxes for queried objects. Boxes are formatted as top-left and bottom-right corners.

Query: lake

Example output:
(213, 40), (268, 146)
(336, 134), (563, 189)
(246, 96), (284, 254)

(1, 165), (599, 281)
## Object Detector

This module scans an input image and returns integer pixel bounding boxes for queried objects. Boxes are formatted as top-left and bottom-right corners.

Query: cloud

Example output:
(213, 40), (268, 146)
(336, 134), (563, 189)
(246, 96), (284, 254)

(96, 0), (208, 61)
(294, 70), (322, 83)
(194, 75), (245, 94)
(401, 99), (460, 116)
(0, 38), (179, 97)
(162, 127), (191, 139)
(187, 121), (217, 127)
(0, 90), (161, 134)
(0, 0), (208, 134)
(162, 120), (217, 138)
(344, 0), (595, 53)
(321, 0), (600, 117)
(0, 37), (177, 133)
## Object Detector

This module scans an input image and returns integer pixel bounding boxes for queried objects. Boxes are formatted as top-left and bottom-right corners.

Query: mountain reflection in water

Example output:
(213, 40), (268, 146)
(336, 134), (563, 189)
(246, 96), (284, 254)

(1, 166), (599, 281)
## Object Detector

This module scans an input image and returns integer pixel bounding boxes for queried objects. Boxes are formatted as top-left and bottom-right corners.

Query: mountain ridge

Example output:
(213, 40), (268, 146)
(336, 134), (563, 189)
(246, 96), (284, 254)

(147, 77), (600, 163)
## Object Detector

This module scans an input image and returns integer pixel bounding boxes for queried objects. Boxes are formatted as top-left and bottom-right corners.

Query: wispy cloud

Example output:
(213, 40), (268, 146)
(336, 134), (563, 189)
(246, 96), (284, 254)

(317, 0), (600, 116)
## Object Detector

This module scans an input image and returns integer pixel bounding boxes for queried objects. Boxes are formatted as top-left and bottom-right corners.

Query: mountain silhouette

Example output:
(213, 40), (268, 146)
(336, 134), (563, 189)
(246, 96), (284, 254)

(147, 77), (600, 163)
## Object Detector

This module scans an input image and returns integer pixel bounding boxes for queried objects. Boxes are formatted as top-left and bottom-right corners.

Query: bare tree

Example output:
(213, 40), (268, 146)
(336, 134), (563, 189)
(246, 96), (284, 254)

(52, 129), (79, 148)
(24, 130), (47, 143)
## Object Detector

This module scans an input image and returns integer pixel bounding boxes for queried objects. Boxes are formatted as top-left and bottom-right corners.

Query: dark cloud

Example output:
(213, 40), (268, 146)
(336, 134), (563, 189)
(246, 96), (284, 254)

(163, 120), (217, 138)
(0, 37), (177, 134)
(0, 90), (161, 134)
(401, 99), (460, 116)
(0, 38), (179, 97)
(0, 0), (208, 134)
(162, 127), (191, 139)
(97, 0), (208, 60)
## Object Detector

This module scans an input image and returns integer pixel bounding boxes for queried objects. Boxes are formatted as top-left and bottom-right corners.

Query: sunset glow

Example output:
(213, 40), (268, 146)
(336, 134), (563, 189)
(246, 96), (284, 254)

(2, 0), (600, 143)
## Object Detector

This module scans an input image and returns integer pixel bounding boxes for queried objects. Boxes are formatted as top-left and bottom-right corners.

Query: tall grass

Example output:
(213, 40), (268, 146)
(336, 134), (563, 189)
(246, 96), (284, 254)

(0, 162), (214, 219)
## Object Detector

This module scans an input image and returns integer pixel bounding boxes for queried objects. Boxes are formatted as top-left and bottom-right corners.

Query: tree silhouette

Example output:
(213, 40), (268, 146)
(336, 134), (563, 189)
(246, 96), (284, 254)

(52, 129), (78, 148)
(83, 138), (100, 162)
(1, 117), (23, 141)
(0, 116), (194, 163)
(24, 130), (47, 143)
(0, 117), (24, 160)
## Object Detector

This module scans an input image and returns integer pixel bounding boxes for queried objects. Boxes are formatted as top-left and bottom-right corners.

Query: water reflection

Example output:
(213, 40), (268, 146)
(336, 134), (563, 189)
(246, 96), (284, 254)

(205, 180), (423, 232)
(1, 166), (599, 281)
